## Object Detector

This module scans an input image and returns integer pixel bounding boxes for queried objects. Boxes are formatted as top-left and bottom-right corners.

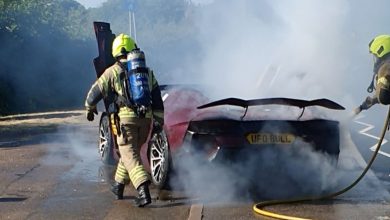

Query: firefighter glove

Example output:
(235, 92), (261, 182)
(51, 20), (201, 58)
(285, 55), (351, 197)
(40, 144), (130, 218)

(86, 106), (98, 121)
(152, 120), (163, 134)
(359, 96), (375, 111)
(353, 106), (362, 115)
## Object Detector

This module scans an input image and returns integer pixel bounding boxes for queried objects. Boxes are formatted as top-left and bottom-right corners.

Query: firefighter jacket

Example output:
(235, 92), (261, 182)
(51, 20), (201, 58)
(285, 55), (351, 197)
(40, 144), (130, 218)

(359, 55), (390, 110)
(85, 61), (164, 125)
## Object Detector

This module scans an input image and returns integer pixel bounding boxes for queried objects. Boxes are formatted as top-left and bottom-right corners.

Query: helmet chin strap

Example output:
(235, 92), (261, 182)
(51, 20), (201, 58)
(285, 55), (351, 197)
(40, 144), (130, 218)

(367, 73), (376, 93)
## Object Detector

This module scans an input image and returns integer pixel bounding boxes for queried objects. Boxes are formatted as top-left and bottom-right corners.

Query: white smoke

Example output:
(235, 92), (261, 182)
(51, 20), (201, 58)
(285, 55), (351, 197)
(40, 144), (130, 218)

(171, 134), (344, 203)
(184, 0), (390, 109)
(168, 0), (390, 203)
(40, 120), (103, 182)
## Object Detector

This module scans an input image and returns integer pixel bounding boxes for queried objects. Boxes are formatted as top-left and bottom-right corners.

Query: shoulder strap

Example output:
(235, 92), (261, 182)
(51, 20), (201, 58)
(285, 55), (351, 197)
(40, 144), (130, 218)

(113, 62), (135, 108)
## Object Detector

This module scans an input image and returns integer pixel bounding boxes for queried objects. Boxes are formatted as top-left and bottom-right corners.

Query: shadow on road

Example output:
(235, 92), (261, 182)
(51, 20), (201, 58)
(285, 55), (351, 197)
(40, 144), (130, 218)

(0, 197), (28, 202)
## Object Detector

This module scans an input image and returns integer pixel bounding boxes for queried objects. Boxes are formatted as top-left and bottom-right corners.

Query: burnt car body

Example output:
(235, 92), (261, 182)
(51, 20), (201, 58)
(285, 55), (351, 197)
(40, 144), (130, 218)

(93, 22), (345, 189)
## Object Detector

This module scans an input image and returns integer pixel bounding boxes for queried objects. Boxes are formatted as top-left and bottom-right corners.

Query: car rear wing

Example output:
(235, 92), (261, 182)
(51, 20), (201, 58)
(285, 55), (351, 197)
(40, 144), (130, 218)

(197, 97), (345, 110)
(197, 97), (345, 120)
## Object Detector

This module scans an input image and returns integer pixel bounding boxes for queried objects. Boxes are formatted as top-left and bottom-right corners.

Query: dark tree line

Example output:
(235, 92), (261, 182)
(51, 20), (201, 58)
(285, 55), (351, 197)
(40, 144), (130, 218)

(0, 0), (198, 115)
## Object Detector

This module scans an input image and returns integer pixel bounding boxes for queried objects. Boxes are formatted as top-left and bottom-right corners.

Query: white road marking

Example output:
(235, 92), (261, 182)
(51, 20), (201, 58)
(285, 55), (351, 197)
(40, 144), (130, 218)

(162, 93), (169, 102)
(188, 204), (203, 220)
(354, 118), (390, 158)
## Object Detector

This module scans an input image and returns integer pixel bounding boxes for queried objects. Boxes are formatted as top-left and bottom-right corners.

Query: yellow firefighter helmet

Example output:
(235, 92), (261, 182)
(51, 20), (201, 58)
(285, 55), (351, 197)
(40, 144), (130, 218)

(369, 35), (390, 58)
(112, 33), (136, 58)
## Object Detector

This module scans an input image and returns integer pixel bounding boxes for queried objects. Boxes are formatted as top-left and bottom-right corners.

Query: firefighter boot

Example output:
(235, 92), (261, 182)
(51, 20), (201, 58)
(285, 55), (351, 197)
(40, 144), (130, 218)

(111, 182), (124, 200)
(135, 182), (151, 207)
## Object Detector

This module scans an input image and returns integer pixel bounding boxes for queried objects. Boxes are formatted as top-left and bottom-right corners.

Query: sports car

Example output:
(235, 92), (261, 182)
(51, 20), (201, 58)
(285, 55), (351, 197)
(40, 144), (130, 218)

(93, 22), (345, 189)
(98, 83), (344, 188)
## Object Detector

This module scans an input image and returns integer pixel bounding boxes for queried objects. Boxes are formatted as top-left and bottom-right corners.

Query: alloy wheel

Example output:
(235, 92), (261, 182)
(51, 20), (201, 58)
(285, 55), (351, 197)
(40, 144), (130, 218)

(150, 132), (169, 185)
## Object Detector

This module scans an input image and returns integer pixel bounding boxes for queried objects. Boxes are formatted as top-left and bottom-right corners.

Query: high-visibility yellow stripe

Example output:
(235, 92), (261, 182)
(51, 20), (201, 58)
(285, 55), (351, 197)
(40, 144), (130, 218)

(129, 165), (144, 177)
(129, 165), (148, 184)
(115, 163), (130, 182)
(118, 107), (152, 119)
(116, 168), (127, 174)
(98, 75), (109, 93)
(115, 171), (128, 179)
(116, 164), (128, 174)
(117, 167), (127, 172)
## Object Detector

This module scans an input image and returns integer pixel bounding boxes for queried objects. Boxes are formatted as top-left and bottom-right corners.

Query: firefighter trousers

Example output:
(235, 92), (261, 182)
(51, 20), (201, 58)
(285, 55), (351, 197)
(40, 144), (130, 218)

(114, 117), (151, 189)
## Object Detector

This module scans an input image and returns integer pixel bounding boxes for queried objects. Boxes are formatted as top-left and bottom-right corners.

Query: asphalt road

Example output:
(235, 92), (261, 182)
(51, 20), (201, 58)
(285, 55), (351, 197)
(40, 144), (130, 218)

(0, 110), (389, 220)
(350, 106), (390, 191)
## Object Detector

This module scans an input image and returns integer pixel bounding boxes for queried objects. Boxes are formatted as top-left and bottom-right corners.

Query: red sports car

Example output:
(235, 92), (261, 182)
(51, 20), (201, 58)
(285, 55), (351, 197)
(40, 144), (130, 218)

(93, 22), (345, 189)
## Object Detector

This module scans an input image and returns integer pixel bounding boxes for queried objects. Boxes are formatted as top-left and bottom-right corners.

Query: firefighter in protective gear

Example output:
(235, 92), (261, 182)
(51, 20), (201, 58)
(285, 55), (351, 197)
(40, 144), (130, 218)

(84, 33), (164, 207)
(354, 35), (390, 115)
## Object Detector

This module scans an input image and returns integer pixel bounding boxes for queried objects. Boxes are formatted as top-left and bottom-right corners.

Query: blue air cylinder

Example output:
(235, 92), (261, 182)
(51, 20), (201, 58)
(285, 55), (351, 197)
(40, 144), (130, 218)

(127, 48), (146, 70)
(127, 49), (150, 107)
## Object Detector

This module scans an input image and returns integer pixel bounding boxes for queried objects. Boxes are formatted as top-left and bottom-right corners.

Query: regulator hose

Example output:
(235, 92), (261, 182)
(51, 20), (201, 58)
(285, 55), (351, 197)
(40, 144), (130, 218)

(253, 106), (390, 220)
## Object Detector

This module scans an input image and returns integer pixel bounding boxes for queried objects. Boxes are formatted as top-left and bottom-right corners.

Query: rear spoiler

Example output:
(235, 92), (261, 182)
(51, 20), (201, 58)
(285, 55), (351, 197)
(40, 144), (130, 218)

(197, 98), (345, 110)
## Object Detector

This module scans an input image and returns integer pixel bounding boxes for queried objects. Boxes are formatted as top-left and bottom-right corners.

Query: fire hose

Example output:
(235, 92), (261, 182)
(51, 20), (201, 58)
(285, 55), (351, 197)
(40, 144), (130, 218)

(253, 106), (390, 220)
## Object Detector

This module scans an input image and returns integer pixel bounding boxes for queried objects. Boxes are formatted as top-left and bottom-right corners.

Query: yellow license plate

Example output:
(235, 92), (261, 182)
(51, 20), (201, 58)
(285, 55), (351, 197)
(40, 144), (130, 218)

(246, 133), (295, 144)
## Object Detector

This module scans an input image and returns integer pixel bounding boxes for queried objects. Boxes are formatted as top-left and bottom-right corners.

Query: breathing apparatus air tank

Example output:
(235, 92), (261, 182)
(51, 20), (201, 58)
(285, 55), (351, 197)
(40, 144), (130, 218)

(126, 48), (151, 117)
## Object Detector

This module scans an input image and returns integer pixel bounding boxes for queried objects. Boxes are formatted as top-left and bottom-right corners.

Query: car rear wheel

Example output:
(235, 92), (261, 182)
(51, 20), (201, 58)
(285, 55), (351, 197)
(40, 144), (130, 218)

(148, 130), (171, 189)
(98, 113), (116, 165)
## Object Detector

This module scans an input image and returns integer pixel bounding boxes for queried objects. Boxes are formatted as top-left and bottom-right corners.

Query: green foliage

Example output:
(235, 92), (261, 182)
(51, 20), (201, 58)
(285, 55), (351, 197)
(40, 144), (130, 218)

(0, 0), (94, 115)
(86, 0), (199, 79)
(0, 0), (87, 39)
(0, 0), (200, 115)
(0, 76), (15, 115)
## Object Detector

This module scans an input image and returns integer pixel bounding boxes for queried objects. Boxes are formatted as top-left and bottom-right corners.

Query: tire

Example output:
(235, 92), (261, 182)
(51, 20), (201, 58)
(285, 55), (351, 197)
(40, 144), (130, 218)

(148, 130), (171, 189)
(98, 113), (116, 165)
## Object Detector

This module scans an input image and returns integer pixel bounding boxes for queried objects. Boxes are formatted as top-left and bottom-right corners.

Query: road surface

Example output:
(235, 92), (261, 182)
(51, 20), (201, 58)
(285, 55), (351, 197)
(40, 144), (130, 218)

(0, 110), (389, 220)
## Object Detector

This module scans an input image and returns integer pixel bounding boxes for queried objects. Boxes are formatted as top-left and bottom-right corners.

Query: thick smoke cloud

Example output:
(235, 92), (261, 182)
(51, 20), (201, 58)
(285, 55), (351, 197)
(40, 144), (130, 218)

(166, 0), (390, 203)
(171, 139), (342, 203)
(75, 0), (107, 8)
(177, 0), (390, 109)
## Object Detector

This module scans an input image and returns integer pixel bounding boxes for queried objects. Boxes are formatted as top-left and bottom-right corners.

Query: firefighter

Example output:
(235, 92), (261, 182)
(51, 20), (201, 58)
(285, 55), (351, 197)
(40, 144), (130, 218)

(85, 33), (164, 207)
(354, 35), (390, 115)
